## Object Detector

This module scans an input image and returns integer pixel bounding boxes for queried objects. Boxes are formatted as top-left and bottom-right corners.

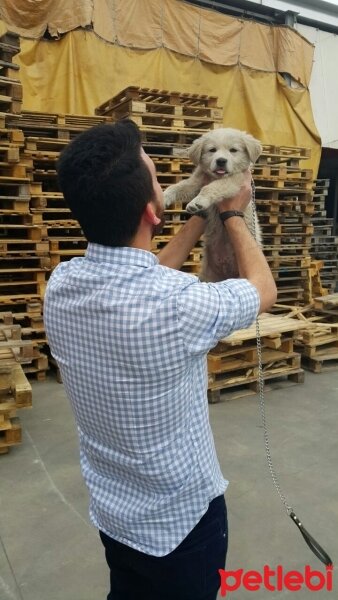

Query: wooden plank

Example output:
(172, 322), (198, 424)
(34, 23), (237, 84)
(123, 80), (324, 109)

(0, 416), (21, 452)
(221, 313), (308, 345)
(11, 363), (32, 408)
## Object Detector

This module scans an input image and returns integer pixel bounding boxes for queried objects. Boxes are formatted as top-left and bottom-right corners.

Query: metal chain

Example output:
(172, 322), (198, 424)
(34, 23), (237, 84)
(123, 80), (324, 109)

(250, 178), (293, 514)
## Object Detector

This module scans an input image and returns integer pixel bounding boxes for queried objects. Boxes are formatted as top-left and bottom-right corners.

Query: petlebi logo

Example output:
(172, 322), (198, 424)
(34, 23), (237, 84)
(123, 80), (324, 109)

(219, 564), (333, 596)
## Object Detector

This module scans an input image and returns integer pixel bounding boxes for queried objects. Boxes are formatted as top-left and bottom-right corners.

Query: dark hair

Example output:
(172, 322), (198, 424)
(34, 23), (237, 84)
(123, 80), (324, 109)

(57, 120), (154, 246)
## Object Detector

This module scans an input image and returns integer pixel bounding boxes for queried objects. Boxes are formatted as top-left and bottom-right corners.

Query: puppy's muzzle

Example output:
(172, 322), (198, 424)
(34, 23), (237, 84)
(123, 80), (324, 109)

(214, 157), (228, 176)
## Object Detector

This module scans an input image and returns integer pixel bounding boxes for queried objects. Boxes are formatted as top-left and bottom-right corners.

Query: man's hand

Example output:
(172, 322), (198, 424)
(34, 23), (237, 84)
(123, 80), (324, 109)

(217, 169), (252, 213)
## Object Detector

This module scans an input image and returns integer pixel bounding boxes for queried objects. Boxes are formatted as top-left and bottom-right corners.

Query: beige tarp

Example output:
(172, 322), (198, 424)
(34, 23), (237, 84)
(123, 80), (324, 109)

(0, 1), (321, 173)
(1, 0), (314, 86)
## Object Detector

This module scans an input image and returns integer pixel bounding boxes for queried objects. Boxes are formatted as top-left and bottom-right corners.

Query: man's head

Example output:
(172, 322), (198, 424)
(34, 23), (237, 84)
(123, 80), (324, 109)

(57, 119), (163, 247)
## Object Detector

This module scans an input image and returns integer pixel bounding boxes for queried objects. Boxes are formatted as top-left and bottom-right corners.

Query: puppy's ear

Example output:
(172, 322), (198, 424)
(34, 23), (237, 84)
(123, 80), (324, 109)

(187, 137), (204, 165)
(243, 133), (262, 164)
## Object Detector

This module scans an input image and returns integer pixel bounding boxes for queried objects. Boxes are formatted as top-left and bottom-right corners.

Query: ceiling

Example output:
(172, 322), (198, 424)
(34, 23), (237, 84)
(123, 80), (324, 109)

(183, 0), (338, 31)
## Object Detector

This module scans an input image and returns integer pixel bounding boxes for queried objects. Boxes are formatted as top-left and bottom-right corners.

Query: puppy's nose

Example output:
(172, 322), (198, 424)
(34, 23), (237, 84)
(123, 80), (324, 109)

(216, 158), (227, 167)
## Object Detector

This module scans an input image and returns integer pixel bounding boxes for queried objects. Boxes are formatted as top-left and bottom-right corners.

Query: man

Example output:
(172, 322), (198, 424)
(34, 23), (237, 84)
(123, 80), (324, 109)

(44, 119), (277, 600)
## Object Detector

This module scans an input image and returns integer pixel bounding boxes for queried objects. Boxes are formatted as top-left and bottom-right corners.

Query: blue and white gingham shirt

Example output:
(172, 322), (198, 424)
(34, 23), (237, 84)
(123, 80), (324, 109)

(44, 243), (259, 556)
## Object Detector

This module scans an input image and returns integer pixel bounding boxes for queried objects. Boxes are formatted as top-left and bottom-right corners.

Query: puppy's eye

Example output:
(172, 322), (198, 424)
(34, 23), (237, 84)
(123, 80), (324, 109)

(209, 148), (217, 153)
(230, 148), (238, 153)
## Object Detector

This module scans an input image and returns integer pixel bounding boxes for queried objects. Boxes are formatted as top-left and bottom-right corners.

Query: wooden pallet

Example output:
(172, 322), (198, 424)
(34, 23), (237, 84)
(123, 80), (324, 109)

(252, 164), (312, 180)
(255, 188), (313, 203)
(260, 144), (311, 159)
(258, 212), (312, 226)
(49, 236), (86, 251)
(0, 256), (50, 270)
(0, 272), (47, 298)
(108, 98), (223, 121)
(0, 222), (47, 240)
(157, 173), (191, 186)
(23, 351), (49, 380)
(261, 222), (314, 235)
(0, 212), (42, 225)
(25, 136), (69, 152)
(0, 175), (30, 194)
(0, 76), (22, 100)
(7, 111), (113, 139)
(0, 416), (22, 454)
(0, 329), (34, 365)
(0, 128), (24, 147)
(255, 199), (314, 215)
(0, 196), (30, 213)
(299, 330), (338, 353)
(0, 307), (44, 334)
(0, 95), (22, 115)
(207, 314), (306, 402)
(30, 192), (67, 208)
(254, 176), (313, 191)
(129, 111), (222, 132)
(0, 63), (19, 79)
(314, 294), (338, 315)
(0, 32), (20, 53)
(50, 249), (86, 268)
(140, 128), (203, 146)
(208, 369), (304, 403)
(267, 255), (312, 269)
(0, 239), (49, 255)
(153, 156), (193, 174)
(301, 354), (338, 373)
(0, 363), (32, 409)
(263, 244), (311, 258)
(95, 87), (219, 116)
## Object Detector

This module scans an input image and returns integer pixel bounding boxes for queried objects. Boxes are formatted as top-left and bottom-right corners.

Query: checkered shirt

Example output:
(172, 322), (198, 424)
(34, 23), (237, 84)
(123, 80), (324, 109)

(44, 243), (259, 556)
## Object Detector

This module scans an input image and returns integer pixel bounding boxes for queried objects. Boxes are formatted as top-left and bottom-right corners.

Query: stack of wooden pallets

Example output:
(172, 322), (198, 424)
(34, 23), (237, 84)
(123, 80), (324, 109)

(253, 145), (315, 306)
(2, 109), (114, 378)
(96, 86), (223, 134)
(0, 32), (22, 124)
(310, 179), (338, 293)
(207, 313), (306, 403)
(7, 112), (113, 269)
(288, 294), (338, 373)
(0, 35), (51, 380)
(0, 316), (33, 453)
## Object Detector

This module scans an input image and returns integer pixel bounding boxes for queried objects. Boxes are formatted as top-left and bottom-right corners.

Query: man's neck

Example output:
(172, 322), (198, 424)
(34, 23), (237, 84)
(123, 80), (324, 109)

(128, 225), (152, 252)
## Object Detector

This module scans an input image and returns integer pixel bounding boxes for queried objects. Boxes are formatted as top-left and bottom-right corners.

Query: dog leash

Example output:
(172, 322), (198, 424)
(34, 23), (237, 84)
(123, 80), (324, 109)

(250, 178), (333, 567)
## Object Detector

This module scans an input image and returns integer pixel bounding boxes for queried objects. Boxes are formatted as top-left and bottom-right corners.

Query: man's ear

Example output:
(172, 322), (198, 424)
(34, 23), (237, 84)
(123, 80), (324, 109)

(144, 202), (161, 225)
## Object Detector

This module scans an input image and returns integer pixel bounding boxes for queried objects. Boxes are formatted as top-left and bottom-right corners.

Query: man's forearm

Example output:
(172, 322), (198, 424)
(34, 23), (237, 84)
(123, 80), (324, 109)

(157, 216), (206, 270)
(224, 217), (277, 312)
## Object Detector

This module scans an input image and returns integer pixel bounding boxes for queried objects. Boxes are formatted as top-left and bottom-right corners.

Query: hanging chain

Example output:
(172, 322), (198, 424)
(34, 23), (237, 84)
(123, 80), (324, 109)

(250, 178), (293, 515)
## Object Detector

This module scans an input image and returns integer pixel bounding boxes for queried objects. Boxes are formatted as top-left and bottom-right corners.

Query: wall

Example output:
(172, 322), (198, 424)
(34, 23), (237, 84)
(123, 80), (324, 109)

(297, 23), (338, 149)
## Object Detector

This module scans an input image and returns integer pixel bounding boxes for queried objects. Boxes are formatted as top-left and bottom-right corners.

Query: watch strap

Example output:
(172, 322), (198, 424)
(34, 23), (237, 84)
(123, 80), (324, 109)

(219, 210), (244, 223)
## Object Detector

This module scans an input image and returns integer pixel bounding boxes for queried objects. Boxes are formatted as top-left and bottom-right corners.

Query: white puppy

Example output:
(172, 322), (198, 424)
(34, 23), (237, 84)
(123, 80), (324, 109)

(164, 128), (262, 281)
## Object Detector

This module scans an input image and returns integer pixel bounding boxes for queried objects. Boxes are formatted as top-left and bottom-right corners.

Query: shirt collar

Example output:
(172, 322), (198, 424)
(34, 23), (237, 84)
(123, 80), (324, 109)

(85, 243), (159, 268)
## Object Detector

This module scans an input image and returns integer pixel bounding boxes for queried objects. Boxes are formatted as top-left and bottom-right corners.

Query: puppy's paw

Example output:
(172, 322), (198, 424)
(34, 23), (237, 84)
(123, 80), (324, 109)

(186, 196), (209, 214)
(163, 187), (177, 208)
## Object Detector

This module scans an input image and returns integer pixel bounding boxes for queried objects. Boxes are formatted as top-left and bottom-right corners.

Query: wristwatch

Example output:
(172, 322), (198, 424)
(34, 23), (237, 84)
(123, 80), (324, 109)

(219, 210), (245, 223)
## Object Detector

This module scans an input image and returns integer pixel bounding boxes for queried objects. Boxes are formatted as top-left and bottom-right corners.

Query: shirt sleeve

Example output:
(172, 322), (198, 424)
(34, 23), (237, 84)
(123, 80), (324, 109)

(176, 278), (260, 355)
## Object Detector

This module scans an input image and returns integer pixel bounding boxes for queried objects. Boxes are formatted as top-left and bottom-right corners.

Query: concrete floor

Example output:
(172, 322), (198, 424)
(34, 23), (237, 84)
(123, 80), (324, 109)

(0, 371), (337, 600)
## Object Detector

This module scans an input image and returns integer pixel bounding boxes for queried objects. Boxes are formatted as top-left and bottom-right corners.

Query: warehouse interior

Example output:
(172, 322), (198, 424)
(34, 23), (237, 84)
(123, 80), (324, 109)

(0, 1), (337, 599)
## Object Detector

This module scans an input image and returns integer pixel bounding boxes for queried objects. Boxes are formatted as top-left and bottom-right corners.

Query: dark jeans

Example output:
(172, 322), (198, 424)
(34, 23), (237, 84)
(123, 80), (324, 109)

(99, 495), (228, 600)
